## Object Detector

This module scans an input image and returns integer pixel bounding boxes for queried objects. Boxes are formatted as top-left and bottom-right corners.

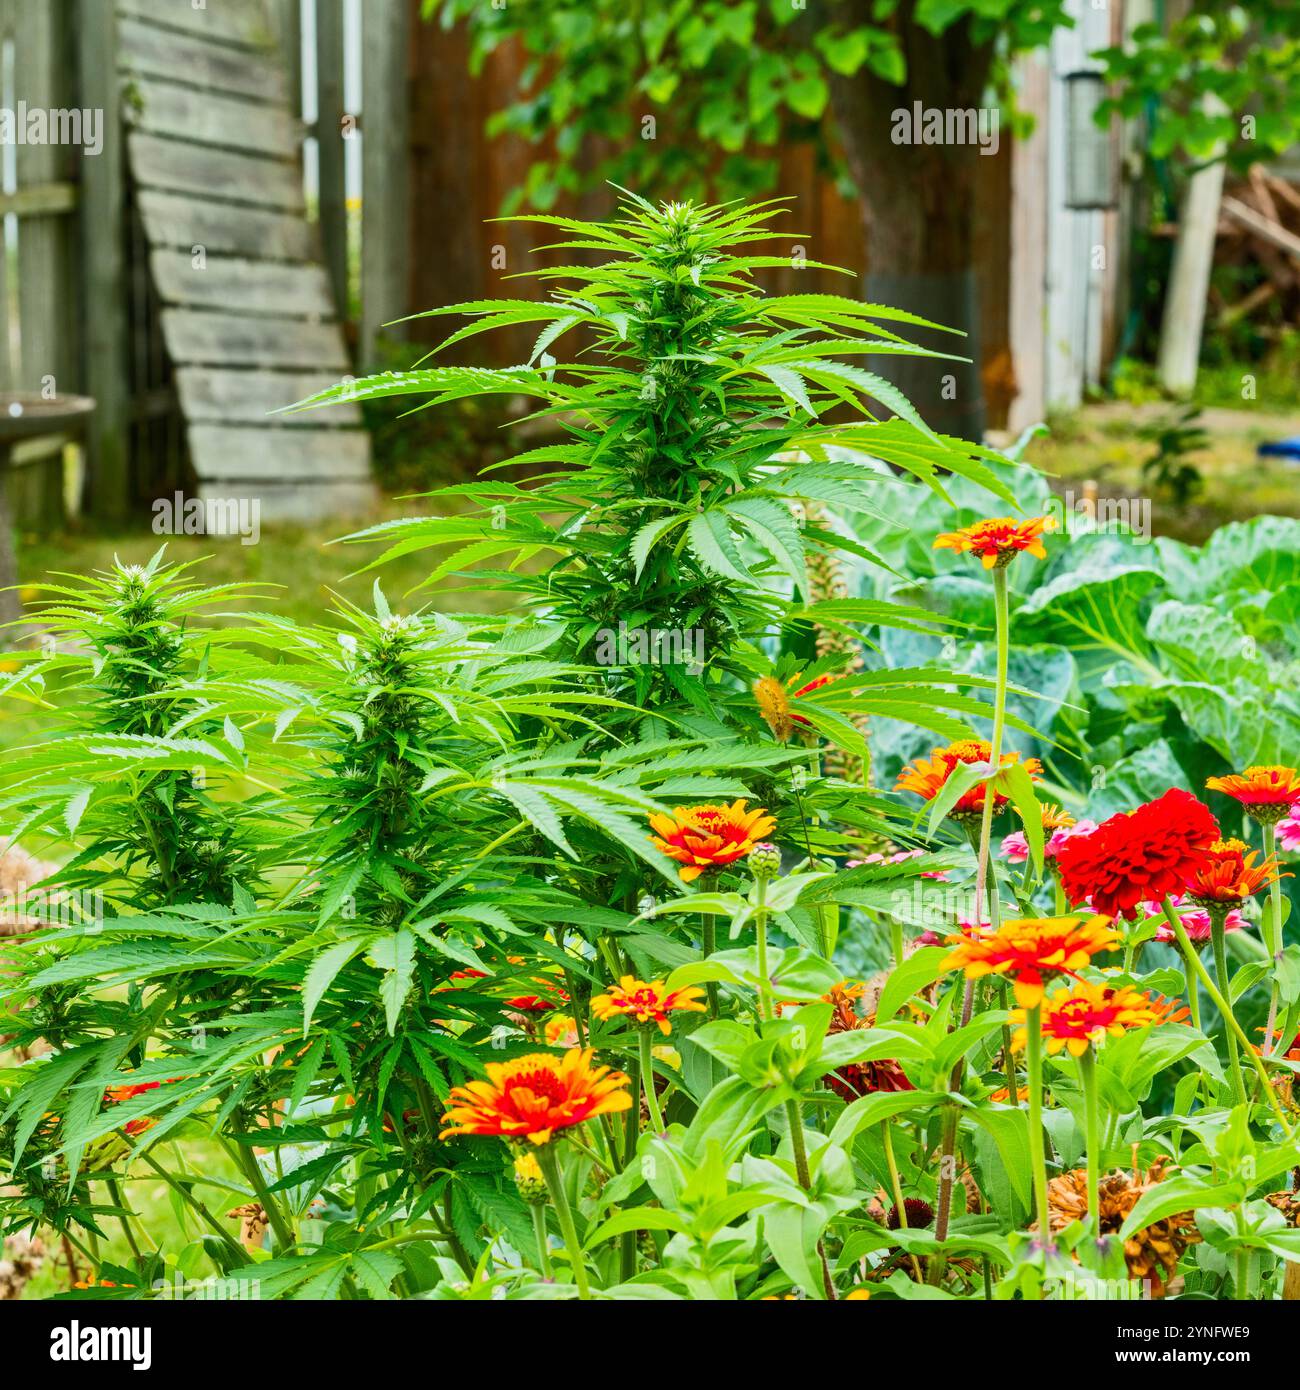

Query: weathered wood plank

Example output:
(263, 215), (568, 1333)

(125, 77), (298, 159)
(174, 367), (361, 426)
(197, 475), (378, 524)
(129, 133), (304, 213)
(116, 0), (273, 50)
(137, 188), (317, 260)
(161, 308), (350, 370)
(188, 425), (372, 481)
(118, 15), (287, 101)
(150, 249), (335, 318)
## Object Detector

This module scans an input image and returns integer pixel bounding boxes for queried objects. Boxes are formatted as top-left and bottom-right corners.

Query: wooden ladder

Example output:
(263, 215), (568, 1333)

(117, 0), (375, 522)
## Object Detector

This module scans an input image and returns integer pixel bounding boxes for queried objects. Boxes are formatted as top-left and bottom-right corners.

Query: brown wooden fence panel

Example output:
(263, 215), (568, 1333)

(395, 8), (1011, 410)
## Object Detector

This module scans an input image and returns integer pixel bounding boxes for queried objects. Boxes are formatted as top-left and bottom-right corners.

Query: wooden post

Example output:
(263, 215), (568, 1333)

(77, 0), (130, 520)
(360, 0), (409, 370)
(1157, 96), (1227, 396)
(1006, 49), (1050, 434)
(315, 0), (348, 322)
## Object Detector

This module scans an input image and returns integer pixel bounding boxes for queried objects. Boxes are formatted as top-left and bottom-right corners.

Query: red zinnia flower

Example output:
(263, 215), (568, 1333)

(1054, 789), (1219, 920)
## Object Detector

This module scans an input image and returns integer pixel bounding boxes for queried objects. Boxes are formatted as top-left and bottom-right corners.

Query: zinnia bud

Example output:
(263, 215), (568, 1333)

(512, 1152), (549, 1206)
(748, 842), (781, 879)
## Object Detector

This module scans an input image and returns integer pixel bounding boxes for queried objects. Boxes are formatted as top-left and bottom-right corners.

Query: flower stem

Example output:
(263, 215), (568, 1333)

(1025, 1003), (1053, 1238)
(933, 565), (1011, 1268)
(784, 1098), (836, 1300)
(883, 1119), (924, 1282)
(638, 1029), (665, 1133)
(531, 1203), (554, 1280)
(1161, 896), (1292, 1135)
(754, 873), (774, 1022)
(700, 872), (721, 1018)
(1262, 823), (1284, 1056)
(1077, 1045), (1102, 1245)
(537, 1142), (590, 1300)
(970, 566), (1010, 934)
(1210, 907), (1248, 1107)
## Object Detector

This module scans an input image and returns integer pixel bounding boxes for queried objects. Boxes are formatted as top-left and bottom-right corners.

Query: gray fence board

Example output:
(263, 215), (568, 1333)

(174, 367), (361, 426)
(137, 188), (317, 260)
(150, 250), (335, 318)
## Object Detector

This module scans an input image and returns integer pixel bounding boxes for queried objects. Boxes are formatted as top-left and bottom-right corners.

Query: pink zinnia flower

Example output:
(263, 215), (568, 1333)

(1145, 893), (1246, 944)
(848, 849), (949, 881)
(999, 817), (1097, 866)
(999, 831), (1030, 865)
(1278, 803), (1300, 854)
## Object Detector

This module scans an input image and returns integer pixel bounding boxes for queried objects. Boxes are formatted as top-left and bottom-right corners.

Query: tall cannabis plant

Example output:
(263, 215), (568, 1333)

(301, 193), (1025, 759)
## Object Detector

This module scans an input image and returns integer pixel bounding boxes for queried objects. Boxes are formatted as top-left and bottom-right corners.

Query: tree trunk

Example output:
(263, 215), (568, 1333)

(827, 4), (995, 440)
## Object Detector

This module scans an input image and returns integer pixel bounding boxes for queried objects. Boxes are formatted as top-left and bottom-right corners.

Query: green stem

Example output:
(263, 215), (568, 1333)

(754, 874), (774, 1022)
(226, 1138), (295, 1252)
(700, 875), (720, 1018)
(1210, 908), (1248, 1107)
(883, 1120), (924, 1282)
(1078, 1045), (1102, 1246)
(1161, 897), (1292, 1135)
(620, 1048), (640, 1281)
(933, 565), (1011, 1273)
(105, 1176), (146, 1263)
(537, 1142), (590, 1300)
(784, 1098), (836, 1300)
(638, 1029), (665, 1133)
(531, 1203), (554, 1280)
(889, 916), (905, 973)
(969, 566), (1009, 932)
(1025, 1004), (1052, 1240)
(1262, 823), (1284, 1055)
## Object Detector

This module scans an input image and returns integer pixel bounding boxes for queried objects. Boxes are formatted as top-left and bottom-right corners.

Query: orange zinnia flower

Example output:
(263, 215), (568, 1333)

(1183, 838), (1288, 905)
(591, 976), (707, 1034)
(649, 799), (776, 882)
(1206, 765), (1300, 822)
(440, 1048), (632, 1147)
(942, 913), (1120, 1007)
(895, 739), (1042, 819)
(1011, 980), (1184, 1057)
(933, 516), (1054, 569)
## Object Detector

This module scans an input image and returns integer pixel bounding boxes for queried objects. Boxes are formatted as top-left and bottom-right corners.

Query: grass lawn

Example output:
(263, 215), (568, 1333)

(1025, 402), (1300, 543)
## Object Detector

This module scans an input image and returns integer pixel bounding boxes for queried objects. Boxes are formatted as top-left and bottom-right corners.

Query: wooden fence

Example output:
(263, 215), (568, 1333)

(310, 1), (1012, 398)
